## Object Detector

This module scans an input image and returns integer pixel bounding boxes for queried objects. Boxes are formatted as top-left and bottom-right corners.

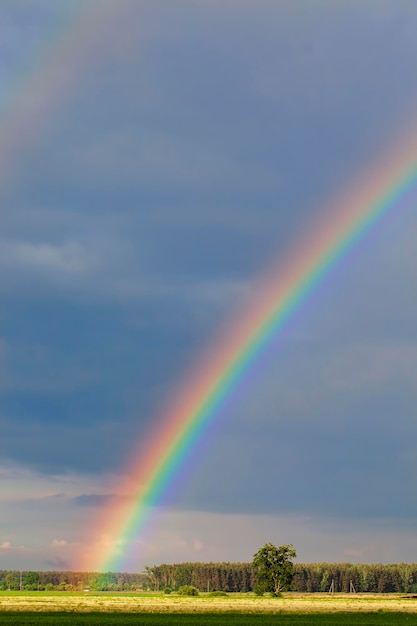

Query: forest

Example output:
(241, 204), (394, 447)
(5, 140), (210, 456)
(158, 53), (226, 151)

(145, 562), (417, 593)
(1, 562), (417, 593)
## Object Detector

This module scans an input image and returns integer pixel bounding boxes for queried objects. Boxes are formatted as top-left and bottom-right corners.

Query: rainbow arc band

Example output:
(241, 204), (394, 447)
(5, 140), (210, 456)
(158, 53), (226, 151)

(84, 139), (417, 572)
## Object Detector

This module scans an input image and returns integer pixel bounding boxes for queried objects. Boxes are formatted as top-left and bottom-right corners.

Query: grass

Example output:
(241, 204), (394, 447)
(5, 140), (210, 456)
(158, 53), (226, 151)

(0, 612), (416, 625)
(0, 592), (416, 624)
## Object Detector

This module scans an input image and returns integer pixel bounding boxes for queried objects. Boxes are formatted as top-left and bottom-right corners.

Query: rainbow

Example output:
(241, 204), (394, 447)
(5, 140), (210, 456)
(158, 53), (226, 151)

(0, 1), (120, 193)
(82, 128), (417, 572)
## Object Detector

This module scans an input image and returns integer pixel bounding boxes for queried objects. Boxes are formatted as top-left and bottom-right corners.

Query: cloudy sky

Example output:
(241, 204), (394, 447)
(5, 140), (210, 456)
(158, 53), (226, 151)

(1, 0), (417, 572)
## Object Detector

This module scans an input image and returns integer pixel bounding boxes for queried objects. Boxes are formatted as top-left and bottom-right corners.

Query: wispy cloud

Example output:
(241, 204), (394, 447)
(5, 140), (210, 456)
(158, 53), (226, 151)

(0, 240), (96, 274)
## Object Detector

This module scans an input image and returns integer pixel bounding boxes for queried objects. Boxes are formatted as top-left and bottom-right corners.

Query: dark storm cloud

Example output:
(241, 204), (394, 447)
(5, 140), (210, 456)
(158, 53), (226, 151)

(0, 1), (416, 568)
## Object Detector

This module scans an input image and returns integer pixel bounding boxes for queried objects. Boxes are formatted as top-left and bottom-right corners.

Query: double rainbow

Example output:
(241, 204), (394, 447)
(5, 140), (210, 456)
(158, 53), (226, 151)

(4, 0), (413, 575)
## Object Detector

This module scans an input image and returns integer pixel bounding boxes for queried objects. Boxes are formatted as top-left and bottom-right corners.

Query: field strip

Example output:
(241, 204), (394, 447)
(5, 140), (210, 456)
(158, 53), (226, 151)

(0, 594), (417, 614)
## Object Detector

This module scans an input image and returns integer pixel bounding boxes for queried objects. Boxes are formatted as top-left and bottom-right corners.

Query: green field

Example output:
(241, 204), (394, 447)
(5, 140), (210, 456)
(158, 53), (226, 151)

(0, 612), (417, 625)
(1, 592), (417, 624)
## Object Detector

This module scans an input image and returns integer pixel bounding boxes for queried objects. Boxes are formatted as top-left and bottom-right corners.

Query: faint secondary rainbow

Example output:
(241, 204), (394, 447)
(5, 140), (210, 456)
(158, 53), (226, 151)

(0, 1), (120, 193)
(83, 128), (417, 573)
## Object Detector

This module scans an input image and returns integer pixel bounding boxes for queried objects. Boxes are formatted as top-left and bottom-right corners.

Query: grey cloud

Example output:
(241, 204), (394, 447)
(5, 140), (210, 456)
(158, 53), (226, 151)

(43, 556), (71, 570)
(73, 494), (113, 508)
(8, 494), (66, 510)
(0, 240), (96, 274)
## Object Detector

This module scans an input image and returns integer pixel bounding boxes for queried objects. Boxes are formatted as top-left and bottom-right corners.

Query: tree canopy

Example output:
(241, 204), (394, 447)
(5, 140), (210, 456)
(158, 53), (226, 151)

(252, 543), (296, 596)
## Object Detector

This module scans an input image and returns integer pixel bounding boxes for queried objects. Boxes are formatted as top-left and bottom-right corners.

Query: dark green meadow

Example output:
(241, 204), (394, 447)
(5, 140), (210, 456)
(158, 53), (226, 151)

(0, 613), (417, 625)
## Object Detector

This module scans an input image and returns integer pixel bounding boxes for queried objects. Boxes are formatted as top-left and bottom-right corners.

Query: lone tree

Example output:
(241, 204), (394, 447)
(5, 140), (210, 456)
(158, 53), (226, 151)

(252, 543), (296, 596)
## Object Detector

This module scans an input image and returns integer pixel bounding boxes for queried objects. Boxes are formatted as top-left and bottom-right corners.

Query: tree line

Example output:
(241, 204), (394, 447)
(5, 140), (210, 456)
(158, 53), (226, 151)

(1, 562), (417, 593)
(144, 562), (256, 592)
(293, 562), (417, 593)
(145, 561), (417, 594)
(0, 570), (146, 591)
